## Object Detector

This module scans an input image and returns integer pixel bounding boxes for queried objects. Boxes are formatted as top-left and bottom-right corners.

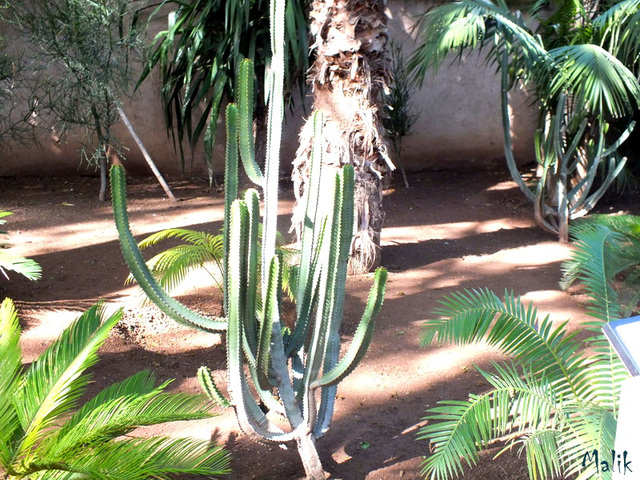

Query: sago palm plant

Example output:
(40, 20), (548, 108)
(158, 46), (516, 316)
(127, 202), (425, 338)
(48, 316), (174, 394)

(128, 226), (297, 303)
(127, 228), (225, 293)
(0, 298), (230, 479)
(419, 222), (634, 479)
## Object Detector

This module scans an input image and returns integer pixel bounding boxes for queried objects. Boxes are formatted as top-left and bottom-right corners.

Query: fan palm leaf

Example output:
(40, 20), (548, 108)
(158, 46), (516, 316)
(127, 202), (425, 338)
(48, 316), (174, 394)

(409, 0), (548, 82)
(546, 44), (640, 119)
(593, 0), (640, 67)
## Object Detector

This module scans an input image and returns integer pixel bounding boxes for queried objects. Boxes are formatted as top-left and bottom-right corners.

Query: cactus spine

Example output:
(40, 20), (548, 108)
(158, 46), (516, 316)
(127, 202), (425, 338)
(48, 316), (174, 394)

(111, 1), (386, 477)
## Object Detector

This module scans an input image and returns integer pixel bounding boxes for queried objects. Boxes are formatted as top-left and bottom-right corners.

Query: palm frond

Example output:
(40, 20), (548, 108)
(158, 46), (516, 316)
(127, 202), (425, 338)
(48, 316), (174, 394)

(12, 305), (122, 459)
(128, 228), (224, 292)
(43, 384), (213, 460)
(419, 363), (559, 480)
(0, 298), (23, 467)
(560, 223), (626, 324)
(0, 252), (42, 281)
(409, 0), (547, 85)
(36, 436), (230, 479)
(547, 44), (640, 119)
(518, 430), (561, 480)
(593, 0), (640, 66)
(423, 289), (588, 393)
(557, 407), (616, 480)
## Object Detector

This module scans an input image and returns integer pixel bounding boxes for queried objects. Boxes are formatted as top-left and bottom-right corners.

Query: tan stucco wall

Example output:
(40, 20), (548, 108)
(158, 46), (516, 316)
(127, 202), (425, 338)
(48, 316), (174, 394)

(0, 0), (538, 178)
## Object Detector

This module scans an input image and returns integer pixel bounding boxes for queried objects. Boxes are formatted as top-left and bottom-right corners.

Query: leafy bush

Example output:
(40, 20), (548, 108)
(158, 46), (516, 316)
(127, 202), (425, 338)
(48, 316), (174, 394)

(418, 214), (635, 480)
(0, 298), (230, 479)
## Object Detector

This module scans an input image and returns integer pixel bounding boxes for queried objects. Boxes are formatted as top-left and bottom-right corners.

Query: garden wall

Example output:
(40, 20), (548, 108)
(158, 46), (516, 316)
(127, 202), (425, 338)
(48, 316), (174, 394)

(0, 0), (538, 178)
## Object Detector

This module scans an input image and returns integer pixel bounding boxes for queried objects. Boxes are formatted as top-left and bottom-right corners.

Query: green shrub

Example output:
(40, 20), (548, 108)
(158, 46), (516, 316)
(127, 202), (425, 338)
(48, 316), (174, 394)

(0, 298), (230, 479)
(418, 215), (636, 479)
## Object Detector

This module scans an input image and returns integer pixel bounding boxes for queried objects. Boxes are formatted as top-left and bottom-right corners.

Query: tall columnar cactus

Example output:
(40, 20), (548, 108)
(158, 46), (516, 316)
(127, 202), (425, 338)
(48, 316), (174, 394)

(111, 1), (387, 477)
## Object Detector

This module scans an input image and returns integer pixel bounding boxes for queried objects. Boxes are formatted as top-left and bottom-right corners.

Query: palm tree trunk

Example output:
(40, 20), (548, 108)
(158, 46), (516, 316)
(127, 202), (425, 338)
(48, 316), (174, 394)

(292, 0), (393, 274)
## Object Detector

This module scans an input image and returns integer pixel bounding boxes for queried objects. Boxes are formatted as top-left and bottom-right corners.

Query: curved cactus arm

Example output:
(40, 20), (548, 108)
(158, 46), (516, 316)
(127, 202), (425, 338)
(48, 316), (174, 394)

(110, 164), (227, 333)
(312, 270), (387, 438)
(226, 198), (295, 441)
(243, 189), (261, 356)
(313, 166), (355, 435)
(223, 103), (240, 315)
(237, 59), (263, 186)
(256, 255), (283, 391)
(601, 120), (635, 157)
(312, 267), (388, 390)
(569, 120), (635, 217)
(197, 366), (231, 408)
(501, 50), (535, 203)
(571, 154), (628, 219)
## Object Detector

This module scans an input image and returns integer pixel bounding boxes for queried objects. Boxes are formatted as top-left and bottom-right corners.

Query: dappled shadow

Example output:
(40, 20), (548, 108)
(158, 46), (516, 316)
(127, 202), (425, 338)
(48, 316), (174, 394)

(382, 225), (549, 271)
(3, 169), (592, 479)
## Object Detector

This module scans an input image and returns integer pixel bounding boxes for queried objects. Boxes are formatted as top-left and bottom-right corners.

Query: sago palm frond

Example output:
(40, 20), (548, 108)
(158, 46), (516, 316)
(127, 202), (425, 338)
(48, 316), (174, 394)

(0, 211), (42, 281)
(128, 228), (224, 293)
(423, 289), (589, 395)
(41, 376), (212, 460)
(419, 288), (624, 479)
(0, 253), (42, 281)
(557, 406), (616, 480)
(517, 429), (562, 480)
(0, 298), (22, 467)
(418, 362), (561, 480)
(130, 226), (298, 302)
(560, 223), (625, 324)
(12, 304), (122, 460)
(39, 436), (229, 480)
(546, 44), (640, 119)
(0, 299), (230, 479)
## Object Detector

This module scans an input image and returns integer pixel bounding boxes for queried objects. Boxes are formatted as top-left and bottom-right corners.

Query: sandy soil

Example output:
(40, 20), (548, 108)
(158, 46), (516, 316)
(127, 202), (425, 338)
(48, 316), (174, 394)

(0, 167), (610, 479)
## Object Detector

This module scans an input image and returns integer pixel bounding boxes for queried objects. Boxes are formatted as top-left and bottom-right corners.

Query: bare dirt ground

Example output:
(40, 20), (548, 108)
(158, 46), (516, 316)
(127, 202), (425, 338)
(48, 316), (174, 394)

(0, 167), (619, 479)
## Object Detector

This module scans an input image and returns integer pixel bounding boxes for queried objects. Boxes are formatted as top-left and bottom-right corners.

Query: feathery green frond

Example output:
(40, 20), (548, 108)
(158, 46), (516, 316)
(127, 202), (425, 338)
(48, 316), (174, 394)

(419, 373), (556, 480)
(0, 298), (22, 467)
(50, 436), (229, 479)
(561, 223), (627, 324)
(0, 301), (230, 479)
(423, 289), (588, 394)
(128, 228), (224, 293)
(13, 305), (121, 459)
